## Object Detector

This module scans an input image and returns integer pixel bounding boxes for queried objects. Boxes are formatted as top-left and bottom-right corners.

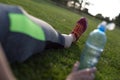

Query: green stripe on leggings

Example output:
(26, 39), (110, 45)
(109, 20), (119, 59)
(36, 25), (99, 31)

(9, 13), (45, 41)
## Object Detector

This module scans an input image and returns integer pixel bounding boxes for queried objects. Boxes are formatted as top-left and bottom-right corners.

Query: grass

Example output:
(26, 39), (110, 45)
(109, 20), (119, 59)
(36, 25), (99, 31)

(0, 0), (120, 80)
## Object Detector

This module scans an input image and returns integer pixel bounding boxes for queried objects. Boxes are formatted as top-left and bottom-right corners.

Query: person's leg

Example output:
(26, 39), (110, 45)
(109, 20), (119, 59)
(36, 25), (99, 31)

(61, 16), (87, 48)
(20, 7), (87, 49)
(61, 34), (74, 48)
(0, 4), (87, 62)
(0, 5), (47, 62)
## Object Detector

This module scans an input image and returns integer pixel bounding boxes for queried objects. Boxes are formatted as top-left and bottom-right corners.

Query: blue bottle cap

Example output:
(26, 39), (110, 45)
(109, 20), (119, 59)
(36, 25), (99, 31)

(98, 25), (106, 32)
(98, 21), (107, 32)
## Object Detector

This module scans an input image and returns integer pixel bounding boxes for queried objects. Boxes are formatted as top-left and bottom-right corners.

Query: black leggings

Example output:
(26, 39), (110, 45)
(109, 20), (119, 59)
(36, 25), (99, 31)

(0, 4), (66, 62)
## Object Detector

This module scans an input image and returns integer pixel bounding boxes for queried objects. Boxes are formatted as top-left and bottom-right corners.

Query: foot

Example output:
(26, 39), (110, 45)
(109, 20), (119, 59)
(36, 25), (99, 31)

(71, 17), (87, 42)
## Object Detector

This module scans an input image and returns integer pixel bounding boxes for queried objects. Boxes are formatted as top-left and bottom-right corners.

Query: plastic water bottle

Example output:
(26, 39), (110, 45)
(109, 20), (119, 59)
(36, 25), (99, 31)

(79, 21), (115, 69)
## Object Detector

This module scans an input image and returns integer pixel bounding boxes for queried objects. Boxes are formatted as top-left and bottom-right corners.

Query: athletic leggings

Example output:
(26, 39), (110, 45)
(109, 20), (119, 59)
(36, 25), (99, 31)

(0, 4), (71, 62)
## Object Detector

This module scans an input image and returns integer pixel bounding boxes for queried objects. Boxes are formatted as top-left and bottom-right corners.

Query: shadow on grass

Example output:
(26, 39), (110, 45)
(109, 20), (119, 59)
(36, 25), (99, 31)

(11, 43), (81, 80)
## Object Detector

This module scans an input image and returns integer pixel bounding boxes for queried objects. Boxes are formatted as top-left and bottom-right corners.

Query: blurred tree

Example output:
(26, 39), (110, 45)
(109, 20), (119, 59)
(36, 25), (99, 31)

(96, 13), (104, 19)
(73, 0), (92, 11)
(79, 0), (83, 10)
(84, 1), (92, 8)
(85, 1), (90, 5)
(51, 0), (91, 11)
(68, 0), (87, 10)
(51, 0), (92, 13)
(114, 13), (120, 27)
(73, 0), (79, 6)
(82, 8), (88, 13)
(104, 17), (110, 22)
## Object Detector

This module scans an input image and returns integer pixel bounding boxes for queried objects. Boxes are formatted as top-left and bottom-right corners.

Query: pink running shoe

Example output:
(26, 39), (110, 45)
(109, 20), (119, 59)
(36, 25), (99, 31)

(71, 17), (87, 42)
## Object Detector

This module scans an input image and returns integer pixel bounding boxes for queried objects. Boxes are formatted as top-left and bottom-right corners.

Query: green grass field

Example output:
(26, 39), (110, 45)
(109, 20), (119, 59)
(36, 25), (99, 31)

(0, 0), (120, 80)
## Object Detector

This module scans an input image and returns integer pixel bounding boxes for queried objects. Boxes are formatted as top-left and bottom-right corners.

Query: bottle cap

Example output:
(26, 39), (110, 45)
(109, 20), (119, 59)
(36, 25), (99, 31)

(98, 21), (107, 32)
(98, 21), (115, 32)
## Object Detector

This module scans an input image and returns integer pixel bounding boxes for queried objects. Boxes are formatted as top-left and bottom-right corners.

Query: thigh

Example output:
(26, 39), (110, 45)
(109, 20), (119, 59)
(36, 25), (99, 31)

(22, 11), (66, 49)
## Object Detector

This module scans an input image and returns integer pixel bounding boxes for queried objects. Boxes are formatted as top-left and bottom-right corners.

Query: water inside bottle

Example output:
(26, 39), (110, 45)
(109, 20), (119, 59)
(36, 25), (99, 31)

(79, 42), (103, 69)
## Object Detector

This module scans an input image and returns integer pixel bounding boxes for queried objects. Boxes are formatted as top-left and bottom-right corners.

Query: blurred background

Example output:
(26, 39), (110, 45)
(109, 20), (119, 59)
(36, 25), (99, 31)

(0, 0), (120, 80)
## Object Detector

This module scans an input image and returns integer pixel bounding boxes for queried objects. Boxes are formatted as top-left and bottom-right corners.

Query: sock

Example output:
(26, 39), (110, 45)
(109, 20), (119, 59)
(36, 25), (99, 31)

(62, 34), (76, 48)
(69, 34), (76, 42)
